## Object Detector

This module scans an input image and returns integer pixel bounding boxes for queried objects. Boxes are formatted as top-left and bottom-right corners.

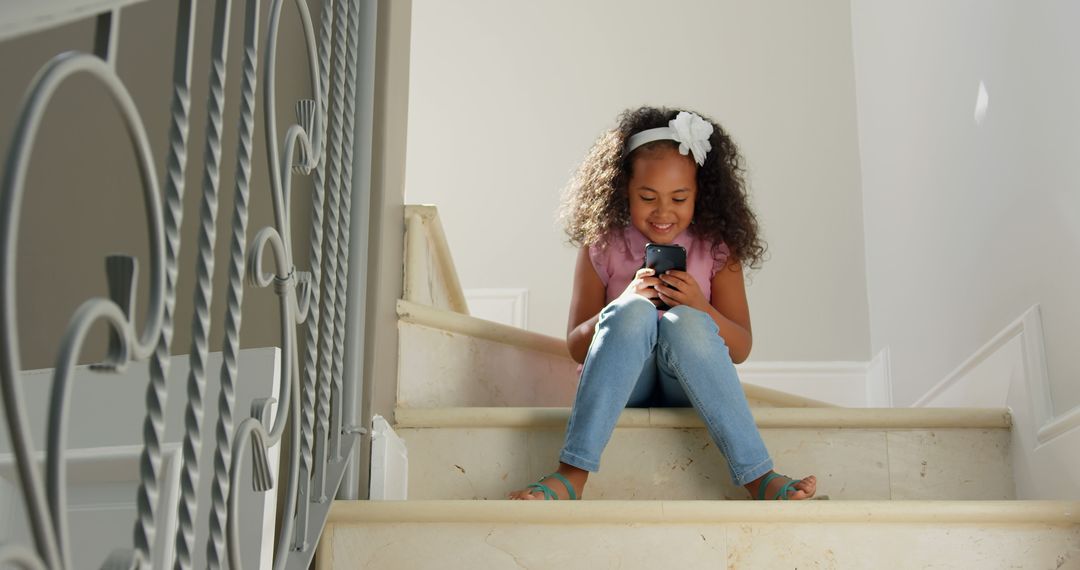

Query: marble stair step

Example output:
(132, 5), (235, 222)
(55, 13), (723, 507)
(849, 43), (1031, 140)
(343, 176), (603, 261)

(397, 306), (835, 409)
(394, 406), (1014, 501)
(317, 500), (1080, 570)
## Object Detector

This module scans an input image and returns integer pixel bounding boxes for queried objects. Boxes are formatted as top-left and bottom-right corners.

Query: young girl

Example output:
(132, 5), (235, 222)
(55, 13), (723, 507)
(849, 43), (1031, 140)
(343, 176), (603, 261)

(508, 106), (818, 501)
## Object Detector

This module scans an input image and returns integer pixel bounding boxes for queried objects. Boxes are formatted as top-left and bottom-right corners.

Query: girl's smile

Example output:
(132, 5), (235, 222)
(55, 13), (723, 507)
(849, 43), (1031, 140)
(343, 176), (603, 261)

(627, 146), (698, 244)
(648, 222), (675, 234)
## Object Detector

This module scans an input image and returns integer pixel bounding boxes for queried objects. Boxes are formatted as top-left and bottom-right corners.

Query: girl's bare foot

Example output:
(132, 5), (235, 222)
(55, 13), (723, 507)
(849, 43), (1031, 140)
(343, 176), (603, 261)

(507, 462), (589, 500)
(744, 470), (817, 500)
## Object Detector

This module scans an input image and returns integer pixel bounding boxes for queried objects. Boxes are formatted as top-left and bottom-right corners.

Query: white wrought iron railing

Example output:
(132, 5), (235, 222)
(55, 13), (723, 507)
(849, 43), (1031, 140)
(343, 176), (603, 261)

(0, 0), (372, 568)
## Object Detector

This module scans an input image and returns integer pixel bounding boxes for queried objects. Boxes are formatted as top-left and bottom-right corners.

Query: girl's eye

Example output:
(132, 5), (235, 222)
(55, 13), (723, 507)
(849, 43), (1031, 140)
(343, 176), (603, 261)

(673, 198), (687, 203)
(639, 196), (655, 202)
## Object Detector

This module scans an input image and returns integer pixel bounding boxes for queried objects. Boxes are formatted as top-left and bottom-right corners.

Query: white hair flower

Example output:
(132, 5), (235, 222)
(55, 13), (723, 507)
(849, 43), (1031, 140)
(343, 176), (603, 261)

(668, 111), (713, 166)
(625, 110), (715, 165)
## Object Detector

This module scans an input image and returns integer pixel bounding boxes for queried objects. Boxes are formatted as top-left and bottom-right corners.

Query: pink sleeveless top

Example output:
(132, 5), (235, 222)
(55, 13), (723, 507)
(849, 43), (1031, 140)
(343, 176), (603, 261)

(588, 225), (731, 304)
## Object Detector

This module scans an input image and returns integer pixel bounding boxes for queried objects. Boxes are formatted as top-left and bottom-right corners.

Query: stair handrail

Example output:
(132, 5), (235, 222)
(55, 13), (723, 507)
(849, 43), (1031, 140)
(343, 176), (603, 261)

(403, 204), (469, 314)
(398, 299), (569, 358)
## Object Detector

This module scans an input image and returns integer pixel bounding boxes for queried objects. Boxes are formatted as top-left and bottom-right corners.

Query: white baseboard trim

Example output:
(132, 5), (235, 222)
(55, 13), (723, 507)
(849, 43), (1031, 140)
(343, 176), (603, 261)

(912, 311), (1026, 409)
(911, 304), (1080, 499)
(865, 348), (894, 407)
(463, 288), (529, 329)
(369, 414), (408, 500)
(1038, 404), (1080, 443)
(912, 305), (1080, 442)
(736, 350), (890, 408)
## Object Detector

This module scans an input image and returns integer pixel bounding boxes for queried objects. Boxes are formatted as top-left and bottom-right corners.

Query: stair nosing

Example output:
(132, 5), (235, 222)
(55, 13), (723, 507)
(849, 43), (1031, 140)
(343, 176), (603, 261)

(394, 406), (1012, 430)
(328, 499), (1079, 525)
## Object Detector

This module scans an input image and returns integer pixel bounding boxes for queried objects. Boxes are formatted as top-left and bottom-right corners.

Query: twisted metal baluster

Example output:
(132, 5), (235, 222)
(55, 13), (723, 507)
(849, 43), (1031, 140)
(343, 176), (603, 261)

(134, 0), (198, 564)
(173, 1), (233, 567)
(205, 0), (260, 566)
(294, 0), (336, 551)
(229, 0), (323, 566)
(328, 0), (362, 466)
(313, 0), (351, 501)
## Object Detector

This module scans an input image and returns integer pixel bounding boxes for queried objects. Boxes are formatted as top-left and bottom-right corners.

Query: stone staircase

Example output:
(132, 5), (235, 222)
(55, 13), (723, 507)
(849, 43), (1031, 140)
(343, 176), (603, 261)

(317, 206), (1079, 569)
(392, 406), (1013, 502)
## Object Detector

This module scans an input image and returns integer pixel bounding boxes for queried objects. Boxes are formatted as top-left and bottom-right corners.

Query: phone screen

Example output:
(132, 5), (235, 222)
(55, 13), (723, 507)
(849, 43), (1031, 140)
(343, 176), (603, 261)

(644, 243), (686, 310)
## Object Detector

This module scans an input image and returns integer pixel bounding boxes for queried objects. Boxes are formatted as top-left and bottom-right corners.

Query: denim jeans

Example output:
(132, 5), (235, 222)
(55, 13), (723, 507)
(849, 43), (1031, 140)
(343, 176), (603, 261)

(558, 294), (774, 486)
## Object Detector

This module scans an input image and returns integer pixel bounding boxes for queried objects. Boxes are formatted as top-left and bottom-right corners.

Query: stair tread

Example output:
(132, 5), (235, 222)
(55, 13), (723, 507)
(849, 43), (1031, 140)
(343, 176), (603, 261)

(395, 406), (1012, 429)
(322, 500), (1080, 569)
(329, 499), (1080, 525)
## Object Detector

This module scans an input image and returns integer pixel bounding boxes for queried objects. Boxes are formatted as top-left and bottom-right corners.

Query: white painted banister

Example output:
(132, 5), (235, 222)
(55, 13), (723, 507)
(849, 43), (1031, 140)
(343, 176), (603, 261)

(403, 205), (469, 314)
(398, 299), (567, 358)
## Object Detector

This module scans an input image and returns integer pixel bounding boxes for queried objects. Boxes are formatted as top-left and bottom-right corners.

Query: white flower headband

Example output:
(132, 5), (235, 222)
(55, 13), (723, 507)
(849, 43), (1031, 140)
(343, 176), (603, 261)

(625, 111), (714, 166)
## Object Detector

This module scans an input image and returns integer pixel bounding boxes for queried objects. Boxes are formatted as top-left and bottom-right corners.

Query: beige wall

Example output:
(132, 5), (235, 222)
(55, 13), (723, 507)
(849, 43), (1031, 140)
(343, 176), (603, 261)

(852, 1), (1080, 413)
(404, 0), (871, 362)
(356, 0), (411, 500)
(0, 0), (410, 508)
(0, 1), (316, 370)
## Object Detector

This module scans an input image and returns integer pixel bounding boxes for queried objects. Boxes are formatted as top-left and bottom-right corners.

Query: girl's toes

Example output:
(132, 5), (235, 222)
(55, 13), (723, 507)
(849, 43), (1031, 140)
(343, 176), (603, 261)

(797, 478), (817, 497)
(792, 489), (813, 500)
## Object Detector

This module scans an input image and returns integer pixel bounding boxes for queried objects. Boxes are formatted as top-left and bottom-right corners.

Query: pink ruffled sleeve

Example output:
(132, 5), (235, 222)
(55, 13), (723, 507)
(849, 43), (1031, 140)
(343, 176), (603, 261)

(710, 242), (733, 278)
(588, 243), (610, 287)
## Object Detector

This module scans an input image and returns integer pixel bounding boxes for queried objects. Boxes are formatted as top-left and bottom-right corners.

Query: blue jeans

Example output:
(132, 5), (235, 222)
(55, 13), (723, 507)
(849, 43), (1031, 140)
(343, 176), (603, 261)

(559, 295), (774, 486)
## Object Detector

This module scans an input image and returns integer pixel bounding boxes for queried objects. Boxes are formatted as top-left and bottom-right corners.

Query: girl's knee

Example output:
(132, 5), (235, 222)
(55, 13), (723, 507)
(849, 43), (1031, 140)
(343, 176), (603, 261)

(601, 294), (657, 327)
(594, 295), (658, 349)
(658, 306), (729, 365)
(659, 305), (720, 342)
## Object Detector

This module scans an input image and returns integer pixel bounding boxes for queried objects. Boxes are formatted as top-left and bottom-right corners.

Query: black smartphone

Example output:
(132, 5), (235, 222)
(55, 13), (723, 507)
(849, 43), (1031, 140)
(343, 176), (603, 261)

(644, 243), (686, 310)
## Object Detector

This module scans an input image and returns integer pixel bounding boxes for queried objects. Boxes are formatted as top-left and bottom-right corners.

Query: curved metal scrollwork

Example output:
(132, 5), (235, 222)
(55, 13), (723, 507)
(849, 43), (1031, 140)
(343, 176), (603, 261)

(0, 0), (366, 568)
(1, 51), (166, 570)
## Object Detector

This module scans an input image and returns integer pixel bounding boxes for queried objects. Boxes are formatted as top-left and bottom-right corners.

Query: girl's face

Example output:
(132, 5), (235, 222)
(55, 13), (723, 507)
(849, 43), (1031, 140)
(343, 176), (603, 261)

(626, 146), (698, 244)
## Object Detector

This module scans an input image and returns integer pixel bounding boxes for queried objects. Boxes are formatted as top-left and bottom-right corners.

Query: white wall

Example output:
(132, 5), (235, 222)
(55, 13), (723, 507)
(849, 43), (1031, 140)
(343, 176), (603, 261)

(405, 0), (870, 362)
(852, 1), (1080, 414)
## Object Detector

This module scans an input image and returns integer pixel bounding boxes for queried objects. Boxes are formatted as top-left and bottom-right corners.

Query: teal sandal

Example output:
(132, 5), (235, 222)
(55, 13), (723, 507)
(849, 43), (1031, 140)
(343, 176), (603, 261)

(757, 472), (810, 500)
(524, 472), (578, 500)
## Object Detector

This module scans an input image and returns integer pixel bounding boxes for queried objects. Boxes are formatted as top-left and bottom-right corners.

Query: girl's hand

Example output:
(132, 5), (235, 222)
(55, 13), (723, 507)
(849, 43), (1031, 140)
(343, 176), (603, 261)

(622, 267), (662, 306)
(655, 270), (709, 312)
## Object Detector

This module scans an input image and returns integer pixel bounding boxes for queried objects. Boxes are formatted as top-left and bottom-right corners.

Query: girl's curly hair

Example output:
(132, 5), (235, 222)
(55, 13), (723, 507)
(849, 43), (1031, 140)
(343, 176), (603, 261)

(559, 106), (767, 270)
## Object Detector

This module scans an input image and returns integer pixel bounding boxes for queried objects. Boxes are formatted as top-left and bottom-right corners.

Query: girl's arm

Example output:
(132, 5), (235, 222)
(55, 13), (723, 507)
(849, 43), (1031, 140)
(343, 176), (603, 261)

(566, 246), (607, 364)
(705, 258), (753, 363)
(655, 257), (753, 363)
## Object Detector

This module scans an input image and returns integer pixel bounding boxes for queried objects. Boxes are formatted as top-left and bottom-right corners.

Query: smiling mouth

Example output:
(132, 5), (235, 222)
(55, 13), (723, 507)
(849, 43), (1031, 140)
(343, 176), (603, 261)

(649, 222), (675, 232)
